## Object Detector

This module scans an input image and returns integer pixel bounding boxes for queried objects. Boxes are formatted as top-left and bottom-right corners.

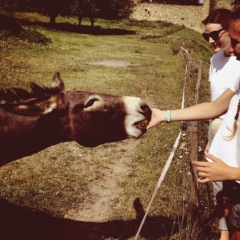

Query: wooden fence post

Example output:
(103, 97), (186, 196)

(189, 63), (203, 207)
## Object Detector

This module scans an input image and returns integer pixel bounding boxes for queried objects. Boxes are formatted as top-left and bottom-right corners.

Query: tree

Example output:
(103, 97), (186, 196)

(0, 0), (20, 16)
(0, 0), (136, 26)
(98, 0), (136, 20)
(0, 0), (69, 24)
(39, 0), (69, 25)
(70, 0), (99, 26)
(70, 0), (135, 26)
(0, 0), (42, 16)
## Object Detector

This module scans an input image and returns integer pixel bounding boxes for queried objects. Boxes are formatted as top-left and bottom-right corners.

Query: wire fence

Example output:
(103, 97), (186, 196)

(134, 38), (214, 239)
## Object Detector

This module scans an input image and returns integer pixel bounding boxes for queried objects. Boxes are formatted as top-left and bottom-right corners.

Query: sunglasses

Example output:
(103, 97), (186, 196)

(202, 29), (224, 41)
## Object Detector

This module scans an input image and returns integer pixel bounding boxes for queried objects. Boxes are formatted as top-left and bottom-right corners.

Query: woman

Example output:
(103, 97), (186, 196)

(147, 69), (240, 240)
(202, 8), (240, 150)
(202, 9), (240, 240)
(194, 92), (240, 239)
(147, 7), (240, 240)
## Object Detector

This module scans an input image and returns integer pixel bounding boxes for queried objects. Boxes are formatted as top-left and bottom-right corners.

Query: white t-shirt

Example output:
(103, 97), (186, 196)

(208, 51), (240, 146)
(208, 75), (240, 181)
(209, 50), (240, 118)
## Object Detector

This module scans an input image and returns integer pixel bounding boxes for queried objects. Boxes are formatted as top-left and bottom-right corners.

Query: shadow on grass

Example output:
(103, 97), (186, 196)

(0, 197), (179, 240)
(18, 19), (137, 36)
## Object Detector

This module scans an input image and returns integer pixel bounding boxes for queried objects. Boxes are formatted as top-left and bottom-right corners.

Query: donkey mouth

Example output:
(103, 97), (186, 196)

(134, 119), (149, 130)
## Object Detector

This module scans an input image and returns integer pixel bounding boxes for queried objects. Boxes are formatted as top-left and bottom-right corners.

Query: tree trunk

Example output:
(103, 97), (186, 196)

(78, 14), (82, 26)
(49, 13), (56, 25)
(90, 17), (94, 27)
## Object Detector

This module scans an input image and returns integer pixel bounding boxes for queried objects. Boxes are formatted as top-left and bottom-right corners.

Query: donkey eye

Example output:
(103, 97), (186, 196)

(85, 98), (98, 108)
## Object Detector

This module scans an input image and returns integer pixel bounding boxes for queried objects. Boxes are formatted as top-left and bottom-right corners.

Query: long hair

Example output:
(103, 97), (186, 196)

(231, 99), (240, 138)
(231, 5), (240, 20)
(202, 8), (232, 30)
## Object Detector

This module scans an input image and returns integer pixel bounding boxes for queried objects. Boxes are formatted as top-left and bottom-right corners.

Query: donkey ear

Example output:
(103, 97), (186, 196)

(52, 72), (65, 91)
(2, 95), (64, 116)
(1, 72), (67, 116)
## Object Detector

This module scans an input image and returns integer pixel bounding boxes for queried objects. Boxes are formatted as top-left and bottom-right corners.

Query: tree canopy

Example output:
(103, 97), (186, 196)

(0, 0), (136, 25)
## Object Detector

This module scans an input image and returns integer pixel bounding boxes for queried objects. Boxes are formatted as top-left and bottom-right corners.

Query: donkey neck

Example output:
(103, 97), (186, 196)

(0, 109), (70, 164)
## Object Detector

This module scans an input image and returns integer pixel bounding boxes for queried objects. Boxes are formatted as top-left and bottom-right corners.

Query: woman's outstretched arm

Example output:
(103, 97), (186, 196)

(147, 88), (235, 129)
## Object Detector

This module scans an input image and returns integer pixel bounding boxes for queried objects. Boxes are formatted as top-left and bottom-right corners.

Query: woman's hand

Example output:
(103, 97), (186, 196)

(193, 152), (233, 183)
(204, 142), (210, 154)
(147, 108), (166, 129)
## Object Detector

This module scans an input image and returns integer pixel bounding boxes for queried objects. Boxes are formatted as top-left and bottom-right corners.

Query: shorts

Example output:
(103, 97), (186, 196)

(221, 181), (240, 204)
(230, 203), (240, 229)
(221, 181), (240, 229)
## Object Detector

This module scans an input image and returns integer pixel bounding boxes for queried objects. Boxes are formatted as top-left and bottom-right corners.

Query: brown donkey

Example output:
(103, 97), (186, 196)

(0, 72), (151, 165)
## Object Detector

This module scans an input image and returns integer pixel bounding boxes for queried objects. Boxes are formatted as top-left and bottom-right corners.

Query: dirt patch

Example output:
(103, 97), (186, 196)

(64, 139), (140, 222)
(85, 60), (141, 67)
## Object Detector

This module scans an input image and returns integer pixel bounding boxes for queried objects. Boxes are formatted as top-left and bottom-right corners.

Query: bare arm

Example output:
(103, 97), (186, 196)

(193, 153), (240, 183)
(147, 88), (235, 129)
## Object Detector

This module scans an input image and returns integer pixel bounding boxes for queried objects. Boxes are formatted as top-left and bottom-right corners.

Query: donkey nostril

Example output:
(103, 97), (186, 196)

(140, 104), (150, 113)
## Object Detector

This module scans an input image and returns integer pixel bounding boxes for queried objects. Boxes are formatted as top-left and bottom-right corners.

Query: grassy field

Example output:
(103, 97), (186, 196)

(0, 13), (216, 239)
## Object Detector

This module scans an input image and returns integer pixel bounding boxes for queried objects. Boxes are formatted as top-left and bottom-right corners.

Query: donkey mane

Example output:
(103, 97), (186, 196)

(0, 83), (62, 104)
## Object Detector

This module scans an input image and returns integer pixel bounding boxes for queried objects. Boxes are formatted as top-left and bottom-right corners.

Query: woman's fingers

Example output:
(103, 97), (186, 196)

(197, 177), (210, 183)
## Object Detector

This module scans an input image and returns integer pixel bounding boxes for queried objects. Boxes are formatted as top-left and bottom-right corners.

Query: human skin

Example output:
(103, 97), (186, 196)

(193, 153), (240, 183)
(146, 87), (235, 129)
(229, 19), (240, 60)
(204, 23), (232, 54)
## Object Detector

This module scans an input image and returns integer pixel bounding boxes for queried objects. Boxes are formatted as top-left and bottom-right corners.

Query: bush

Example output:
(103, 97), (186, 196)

(169, 38), (181, 54)
(0, 14), (51, 44)
(18, 29), (51, 44)
(0, 30), (12, 40)
(0, 14), (22, 35)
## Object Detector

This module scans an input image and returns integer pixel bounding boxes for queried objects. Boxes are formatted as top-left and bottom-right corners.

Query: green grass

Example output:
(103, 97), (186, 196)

(0, 13), (216, 239)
